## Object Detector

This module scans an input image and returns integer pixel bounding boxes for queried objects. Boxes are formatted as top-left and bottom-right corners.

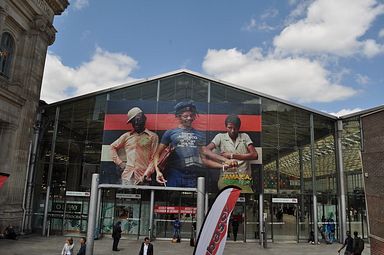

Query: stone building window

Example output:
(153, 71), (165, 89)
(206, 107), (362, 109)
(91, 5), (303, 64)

(0, 32), (15, 78)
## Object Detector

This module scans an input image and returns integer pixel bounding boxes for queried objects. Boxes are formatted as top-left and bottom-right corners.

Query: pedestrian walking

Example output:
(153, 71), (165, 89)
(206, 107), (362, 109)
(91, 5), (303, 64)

(231, 217), (239, 241)
(173, 217), (181, 242)
(61, 237), (74, 255)
(76, 237), (86, 255)
(352, 231), (365, 255)
(112, 221), (122, 251)
(338, 231), (353, 255)
(138, 237), (153, 255)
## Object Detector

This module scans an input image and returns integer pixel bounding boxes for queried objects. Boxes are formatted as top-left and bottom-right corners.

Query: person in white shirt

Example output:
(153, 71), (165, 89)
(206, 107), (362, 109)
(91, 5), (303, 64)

(61, 237), (74, 255)
(139, 237), (153, 255)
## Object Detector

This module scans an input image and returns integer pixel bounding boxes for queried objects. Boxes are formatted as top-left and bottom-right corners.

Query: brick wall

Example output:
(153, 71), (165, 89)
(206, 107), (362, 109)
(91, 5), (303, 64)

(361, 110), (384, 255)
(370, 237), (384, 255)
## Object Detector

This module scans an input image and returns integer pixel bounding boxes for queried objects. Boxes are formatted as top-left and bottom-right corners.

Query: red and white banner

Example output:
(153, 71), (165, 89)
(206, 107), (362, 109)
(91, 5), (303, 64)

(0, 172), (10, 189)
(194, 186), (241, 255)
(154, 205), (197, 214)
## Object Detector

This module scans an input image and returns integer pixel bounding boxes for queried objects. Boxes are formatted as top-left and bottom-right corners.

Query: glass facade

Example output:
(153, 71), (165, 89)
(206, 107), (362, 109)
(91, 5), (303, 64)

(31, 71), (367, 242)
(342, 117), (368, 239)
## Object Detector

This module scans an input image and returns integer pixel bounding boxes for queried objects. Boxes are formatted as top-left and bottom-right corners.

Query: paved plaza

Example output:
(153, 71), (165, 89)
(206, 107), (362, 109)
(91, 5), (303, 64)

(0, 235), (371, 255)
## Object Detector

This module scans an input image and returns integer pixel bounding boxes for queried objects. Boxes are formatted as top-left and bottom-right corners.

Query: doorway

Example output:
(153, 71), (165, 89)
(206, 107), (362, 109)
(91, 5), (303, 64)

(266, 196), (299, 242)
(114, 191), (147, 238)
(229, 200), (245, 242)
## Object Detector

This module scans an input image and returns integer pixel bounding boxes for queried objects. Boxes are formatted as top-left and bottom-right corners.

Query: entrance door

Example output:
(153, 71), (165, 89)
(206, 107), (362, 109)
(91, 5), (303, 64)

(270, 197), (298, 242)
(115, 192), (143, 238)
(62, 197), (89, 236)
(244, 195), (259, 240)
(153, 190), (196, 240)
(229, 200), (245, 242)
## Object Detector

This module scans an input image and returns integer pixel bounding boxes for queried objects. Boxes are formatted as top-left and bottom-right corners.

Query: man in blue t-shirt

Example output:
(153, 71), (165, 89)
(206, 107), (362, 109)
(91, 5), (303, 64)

(153, 101), (236, 187)
(160, 125), (205, 187)
(173, 218), (181, 240)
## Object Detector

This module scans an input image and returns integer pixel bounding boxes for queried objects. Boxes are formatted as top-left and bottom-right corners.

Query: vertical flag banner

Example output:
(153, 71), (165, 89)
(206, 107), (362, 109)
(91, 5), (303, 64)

(194, 186), (241, 255)
(0, 172), (10, 189)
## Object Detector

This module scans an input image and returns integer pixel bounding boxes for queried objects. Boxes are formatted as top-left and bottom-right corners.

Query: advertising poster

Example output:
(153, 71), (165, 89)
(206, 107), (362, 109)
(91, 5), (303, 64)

(100, 100), (261, 193)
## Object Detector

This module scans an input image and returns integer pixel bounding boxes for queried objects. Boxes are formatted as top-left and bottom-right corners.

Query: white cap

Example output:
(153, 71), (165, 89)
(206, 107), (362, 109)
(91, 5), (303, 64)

(127, 107), (143, 123)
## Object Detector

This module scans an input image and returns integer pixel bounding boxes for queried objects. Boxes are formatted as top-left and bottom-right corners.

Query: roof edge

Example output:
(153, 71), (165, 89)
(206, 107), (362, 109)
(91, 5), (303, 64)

(43, 68), (337, 119)
(339, 104), (384, 119)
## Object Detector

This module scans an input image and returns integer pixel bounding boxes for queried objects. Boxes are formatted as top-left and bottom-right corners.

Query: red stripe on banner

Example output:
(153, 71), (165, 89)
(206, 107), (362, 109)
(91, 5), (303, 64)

(104, 114), (261, 131)
(205, 188), (241, 255)
(0, 175), (9, 189)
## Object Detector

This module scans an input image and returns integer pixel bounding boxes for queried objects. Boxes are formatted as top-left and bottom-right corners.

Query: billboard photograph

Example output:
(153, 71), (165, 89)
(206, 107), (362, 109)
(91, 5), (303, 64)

(100, 100), (261, 193)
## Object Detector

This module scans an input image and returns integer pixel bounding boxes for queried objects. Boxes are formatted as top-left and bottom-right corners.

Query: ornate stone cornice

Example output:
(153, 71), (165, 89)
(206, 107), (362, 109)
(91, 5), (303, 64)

(32, 15), (57, 45)
(0, 6), (7, 16)
(34, 15), (48, 32)
(45, 0), (69, 15)
(0, 6), (7, 25)
(32, 0), (54, 18)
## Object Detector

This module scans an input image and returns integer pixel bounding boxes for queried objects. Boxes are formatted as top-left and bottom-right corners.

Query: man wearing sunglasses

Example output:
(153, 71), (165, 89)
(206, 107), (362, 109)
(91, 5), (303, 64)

(110, 107), (159, 185)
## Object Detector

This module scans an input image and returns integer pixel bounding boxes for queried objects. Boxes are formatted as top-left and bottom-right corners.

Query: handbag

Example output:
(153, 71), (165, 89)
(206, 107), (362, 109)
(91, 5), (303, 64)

(217, 168), (253, 193)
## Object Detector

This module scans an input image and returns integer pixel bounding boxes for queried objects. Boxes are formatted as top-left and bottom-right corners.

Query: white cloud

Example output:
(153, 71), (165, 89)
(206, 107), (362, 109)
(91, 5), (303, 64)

(356, 74), (370, 85)
(202, 48), (357, 103)
(71, 0), (89, 10)
(328, 108), (363, 117)
(379, 28), (384, 38)
(41, 47), (138, 103)
(362, 39), (384, 58)
(274, 0), (384, 57)
(243, 9), (278, 32)
(243, 18), (276, 32)
(243, 18), (258, 31)
(261, 8), (279, 20)
(285, 0), (313, 24)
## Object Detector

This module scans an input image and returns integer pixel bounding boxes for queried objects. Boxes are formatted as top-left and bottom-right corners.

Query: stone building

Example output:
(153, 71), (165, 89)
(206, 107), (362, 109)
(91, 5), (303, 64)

(0, 0), (68, 232)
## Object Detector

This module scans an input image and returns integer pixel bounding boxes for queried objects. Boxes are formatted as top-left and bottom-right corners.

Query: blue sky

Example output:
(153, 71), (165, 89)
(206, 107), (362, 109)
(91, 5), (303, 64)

(41, 0), (384, 116)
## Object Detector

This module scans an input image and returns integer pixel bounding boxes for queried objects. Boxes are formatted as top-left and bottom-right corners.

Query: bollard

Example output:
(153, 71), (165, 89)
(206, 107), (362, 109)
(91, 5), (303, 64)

(86, 174), (99, 255)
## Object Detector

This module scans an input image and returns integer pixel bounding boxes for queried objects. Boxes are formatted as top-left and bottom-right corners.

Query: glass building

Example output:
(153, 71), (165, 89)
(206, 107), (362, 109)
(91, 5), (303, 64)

(28, 70), (368, 243)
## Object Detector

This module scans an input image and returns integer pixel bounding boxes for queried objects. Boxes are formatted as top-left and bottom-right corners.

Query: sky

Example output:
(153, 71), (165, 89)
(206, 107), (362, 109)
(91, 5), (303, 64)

(41, 0), (384, 116)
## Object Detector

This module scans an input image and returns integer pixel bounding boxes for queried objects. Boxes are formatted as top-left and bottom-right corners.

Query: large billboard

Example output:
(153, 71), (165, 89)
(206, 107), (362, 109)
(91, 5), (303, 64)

(100, 100), (261, 193)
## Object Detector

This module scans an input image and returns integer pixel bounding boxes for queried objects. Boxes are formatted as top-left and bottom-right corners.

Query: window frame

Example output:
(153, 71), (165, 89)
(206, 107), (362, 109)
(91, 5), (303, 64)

(0, 31), (16, 79)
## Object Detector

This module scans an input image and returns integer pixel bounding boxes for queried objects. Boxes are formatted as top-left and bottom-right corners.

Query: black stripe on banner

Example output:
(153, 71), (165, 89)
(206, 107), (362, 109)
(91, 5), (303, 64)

(209, 103), (261, 115)
(102, 130), (130, 145)
(106, 100), (260, 115)
(106, 100), (209, 115)
(106, 100), (158, 115)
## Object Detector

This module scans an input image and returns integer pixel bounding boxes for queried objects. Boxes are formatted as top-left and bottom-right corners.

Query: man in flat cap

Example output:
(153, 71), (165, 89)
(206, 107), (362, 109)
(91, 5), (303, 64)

(110, 107), (158, 185)
(153, 101), (236, 187)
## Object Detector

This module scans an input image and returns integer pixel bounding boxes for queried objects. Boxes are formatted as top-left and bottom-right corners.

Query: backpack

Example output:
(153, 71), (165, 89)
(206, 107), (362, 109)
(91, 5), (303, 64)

(355, 237), (364, 253)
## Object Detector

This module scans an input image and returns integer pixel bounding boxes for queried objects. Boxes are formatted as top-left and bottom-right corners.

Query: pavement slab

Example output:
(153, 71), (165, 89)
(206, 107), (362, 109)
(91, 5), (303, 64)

(0, 235), (371, 255)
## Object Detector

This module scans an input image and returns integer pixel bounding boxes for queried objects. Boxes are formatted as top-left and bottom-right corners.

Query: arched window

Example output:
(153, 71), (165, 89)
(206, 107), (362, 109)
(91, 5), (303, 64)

(0, 32), (15, 78)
